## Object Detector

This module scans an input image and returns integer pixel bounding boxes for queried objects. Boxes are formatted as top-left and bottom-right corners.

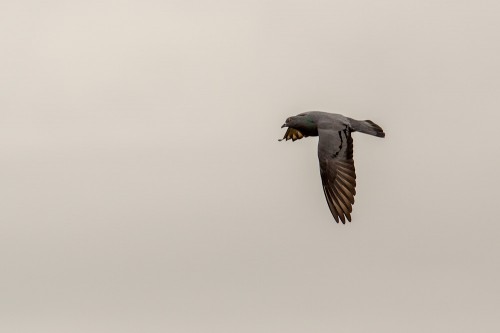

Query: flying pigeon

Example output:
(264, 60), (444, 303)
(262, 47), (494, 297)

(280, 111), (385, 223)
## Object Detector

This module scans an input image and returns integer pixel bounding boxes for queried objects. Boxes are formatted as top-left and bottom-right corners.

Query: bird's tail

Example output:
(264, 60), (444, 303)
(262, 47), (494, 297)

(348, 118), (385, 138)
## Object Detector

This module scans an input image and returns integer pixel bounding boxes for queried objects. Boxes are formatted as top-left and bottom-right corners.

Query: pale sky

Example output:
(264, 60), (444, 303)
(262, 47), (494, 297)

(2, 1), (500, 332)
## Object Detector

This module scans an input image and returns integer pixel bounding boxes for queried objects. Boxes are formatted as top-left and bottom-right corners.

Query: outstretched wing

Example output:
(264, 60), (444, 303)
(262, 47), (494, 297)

(317, 126), (356, 223)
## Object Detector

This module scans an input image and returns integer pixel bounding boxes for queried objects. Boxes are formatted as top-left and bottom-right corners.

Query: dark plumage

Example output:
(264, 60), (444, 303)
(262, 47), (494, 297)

(280, 111), (385, 223)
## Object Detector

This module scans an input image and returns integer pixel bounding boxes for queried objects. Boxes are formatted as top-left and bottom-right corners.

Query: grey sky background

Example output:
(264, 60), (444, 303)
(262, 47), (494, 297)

(2, 1), (500, 332)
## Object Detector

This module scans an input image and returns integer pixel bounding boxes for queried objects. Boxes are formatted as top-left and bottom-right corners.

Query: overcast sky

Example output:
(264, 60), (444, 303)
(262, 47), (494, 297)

(2, 1), (500, 332)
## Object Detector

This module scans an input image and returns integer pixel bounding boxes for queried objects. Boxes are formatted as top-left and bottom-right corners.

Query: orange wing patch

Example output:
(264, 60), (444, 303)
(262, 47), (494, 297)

(279, 128), (305, 142)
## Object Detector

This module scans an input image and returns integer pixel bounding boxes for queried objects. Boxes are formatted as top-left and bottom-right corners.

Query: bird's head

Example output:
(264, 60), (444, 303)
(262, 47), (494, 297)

(279, 113), (318, 141)
(281, 114), (316, 130)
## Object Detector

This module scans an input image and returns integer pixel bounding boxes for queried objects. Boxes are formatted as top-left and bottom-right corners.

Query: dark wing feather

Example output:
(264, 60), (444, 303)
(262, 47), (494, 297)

(318, 127), (356, 223)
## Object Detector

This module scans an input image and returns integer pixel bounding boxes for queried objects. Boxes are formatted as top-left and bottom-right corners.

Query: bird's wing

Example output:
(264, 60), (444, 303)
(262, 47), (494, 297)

(279, 128), (306, 142)
(317, 126), (357, 223)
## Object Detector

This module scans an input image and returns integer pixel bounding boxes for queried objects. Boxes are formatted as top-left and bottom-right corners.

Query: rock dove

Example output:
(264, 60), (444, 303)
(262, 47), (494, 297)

(280, 111), (385, 223)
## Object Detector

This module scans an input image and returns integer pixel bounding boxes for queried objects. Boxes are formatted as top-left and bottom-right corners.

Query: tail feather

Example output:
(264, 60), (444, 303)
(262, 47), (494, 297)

(349, 118), (385, 138)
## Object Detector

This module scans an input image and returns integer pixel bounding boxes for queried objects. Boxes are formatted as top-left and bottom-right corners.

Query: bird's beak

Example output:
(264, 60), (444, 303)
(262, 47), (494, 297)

(281, 123), (287, 128)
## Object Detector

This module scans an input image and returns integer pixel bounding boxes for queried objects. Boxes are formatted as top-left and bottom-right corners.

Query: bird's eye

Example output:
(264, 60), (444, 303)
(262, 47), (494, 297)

(286, 117), (292, 123)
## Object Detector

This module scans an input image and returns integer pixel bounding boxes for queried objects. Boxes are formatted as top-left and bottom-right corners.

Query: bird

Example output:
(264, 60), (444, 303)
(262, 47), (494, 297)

(279, 111), (385, 223)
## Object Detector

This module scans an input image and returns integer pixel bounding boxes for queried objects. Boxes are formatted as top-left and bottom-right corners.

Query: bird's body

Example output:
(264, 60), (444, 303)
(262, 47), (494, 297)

(280, 111), (385, 223)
